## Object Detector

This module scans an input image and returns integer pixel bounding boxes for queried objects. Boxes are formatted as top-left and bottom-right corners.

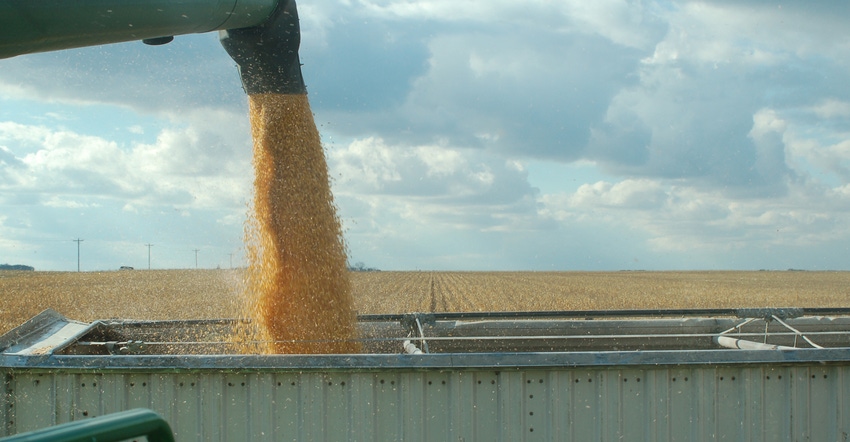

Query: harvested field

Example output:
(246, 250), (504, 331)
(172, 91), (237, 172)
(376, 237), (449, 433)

(350, 271), (850, 314)
(2, 269), (849, 335)
(0, 270), (244, 336)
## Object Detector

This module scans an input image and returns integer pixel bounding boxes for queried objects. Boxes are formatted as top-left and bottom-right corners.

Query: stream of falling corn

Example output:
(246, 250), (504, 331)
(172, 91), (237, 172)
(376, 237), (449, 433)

(234, 93), (360, 354)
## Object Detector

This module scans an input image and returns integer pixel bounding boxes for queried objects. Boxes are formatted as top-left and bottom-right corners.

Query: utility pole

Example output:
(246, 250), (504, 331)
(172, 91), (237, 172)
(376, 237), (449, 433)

(73, 238), (83, 272)
(145, 243), (153, 270)
(193, 249), (200, 269)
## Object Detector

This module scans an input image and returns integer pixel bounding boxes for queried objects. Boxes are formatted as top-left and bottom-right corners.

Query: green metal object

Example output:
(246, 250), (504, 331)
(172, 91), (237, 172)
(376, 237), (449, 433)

(0, 408), (174, 442)
(0, 0), (280, 59)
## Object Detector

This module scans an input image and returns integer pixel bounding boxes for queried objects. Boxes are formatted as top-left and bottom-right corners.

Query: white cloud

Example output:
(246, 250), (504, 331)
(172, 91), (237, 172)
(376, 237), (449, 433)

(0, 109), (252, 210)
(571, 179), (666, 209)
(42, 197), (98, 209)
(44, 112), (74, 122)
(648, 2), (849, 68)
(330, 137), (402, 189)
(809, 99), (850, 119)
(538, 175), (850, 257)
(355, 0), (662, 49)
(415, 144), (464, 177)
(331, 136), (540, 236)
(748, 103), (850, 188)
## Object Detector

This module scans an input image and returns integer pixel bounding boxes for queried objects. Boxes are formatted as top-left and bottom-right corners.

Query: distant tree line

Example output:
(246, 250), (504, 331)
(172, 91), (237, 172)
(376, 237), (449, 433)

(349, 261), (380, 272)
(0, 263), (34, 271)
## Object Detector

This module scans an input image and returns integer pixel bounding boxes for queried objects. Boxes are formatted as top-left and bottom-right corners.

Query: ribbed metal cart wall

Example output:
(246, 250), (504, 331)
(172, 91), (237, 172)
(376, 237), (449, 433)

(4, 309), (850, 441)
(4, 358), (850, 441)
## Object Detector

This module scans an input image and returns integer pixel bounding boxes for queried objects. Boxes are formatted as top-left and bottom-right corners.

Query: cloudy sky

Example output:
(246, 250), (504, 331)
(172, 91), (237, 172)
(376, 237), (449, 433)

(1, 0), (849, 271)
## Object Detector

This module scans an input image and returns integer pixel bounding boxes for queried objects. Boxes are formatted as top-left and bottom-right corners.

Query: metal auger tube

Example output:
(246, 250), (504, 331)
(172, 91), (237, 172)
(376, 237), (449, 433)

(0, 0), (280, 59)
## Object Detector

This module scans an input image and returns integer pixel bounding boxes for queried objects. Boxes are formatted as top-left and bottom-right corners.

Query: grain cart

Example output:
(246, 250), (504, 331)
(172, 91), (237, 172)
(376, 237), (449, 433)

(4, 308), (850, 441)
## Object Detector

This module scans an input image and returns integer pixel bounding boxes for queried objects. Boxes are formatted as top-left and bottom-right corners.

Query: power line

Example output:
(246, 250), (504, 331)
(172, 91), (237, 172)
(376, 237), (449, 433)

(145, 243), (153, 270)
(73, 238), (83, 272)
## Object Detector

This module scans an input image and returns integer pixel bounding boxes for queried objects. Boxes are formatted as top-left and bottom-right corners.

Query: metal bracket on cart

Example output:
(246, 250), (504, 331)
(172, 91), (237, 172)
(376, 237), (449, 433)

(718, 308), (821, 350)
(400, 313), (435, 354)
